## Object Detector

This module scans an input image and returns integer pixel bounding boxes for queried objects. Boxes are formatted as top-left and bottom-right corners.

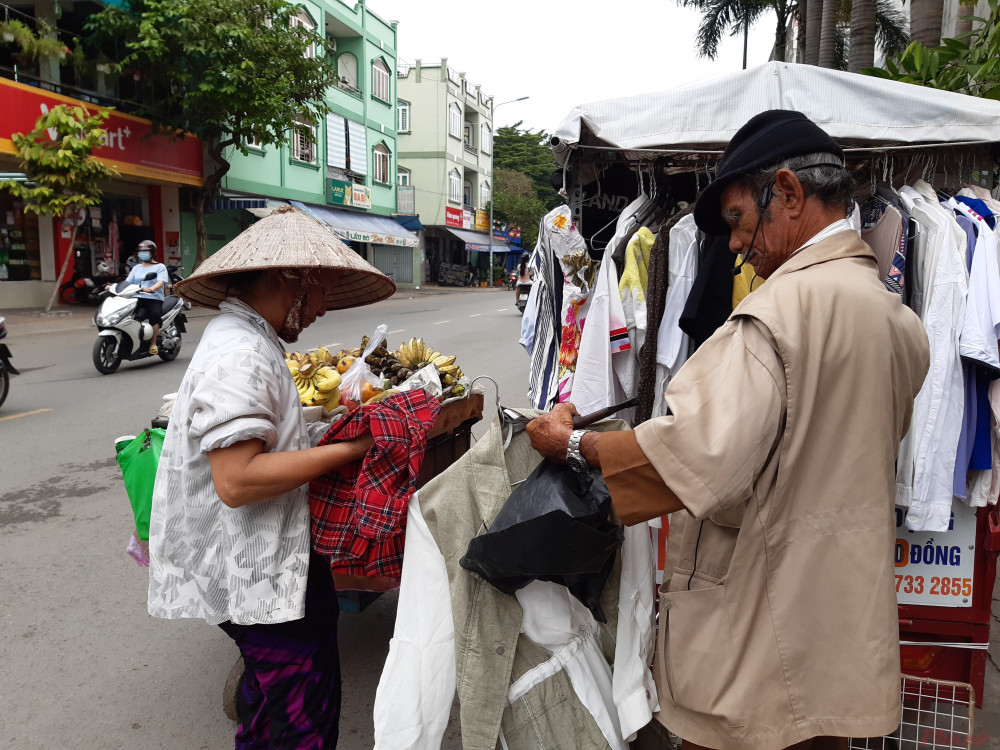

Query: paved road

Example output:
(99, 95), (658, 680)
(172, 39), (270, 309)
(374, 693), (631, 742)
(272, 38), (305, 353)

(0, 287), (523, 750)
(3, 287), (1000, 749)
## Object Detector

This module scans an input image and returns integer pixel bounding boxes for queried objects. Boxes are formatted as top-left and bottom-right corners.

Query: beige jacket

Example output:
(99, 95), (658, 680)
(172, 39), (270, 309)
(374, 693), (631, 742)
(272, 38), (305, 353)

(605, 232), (929, 749)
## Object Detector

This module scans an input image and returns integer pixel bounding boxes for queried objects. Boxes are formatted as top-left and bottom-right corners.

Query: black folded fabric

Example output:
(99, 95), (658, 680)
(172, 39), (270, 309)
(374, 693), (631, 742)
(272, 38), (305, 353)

(459, 461), (624, 622)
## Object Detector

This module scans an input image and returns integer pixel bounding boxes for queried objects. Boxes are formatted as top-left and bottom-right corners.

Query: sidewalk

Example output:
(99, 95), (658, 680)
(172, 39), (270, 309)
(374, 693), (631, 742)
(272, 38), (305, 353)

(1, 283), (505, 338)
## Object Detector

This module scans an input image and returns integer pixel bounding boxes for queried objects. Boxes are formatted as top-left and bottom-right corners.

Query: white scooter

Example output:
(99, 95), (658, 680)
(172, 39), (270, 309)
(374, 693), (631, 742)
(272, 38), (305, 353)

(92, 271), (191, 374)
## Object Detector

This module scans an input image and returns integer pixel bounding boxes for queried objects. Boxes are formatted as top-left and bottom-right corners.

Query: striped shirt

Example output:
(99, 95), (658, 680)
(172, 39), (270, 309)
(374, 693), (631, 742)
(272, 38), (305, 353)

(147, 298), (312, 626)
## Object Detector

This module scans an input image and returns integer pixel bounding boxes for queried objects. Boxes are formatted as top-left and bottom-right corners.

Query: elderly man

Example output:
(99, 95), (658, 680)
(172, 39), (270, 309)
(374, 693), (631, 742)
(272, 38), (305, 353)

(528, 110), (930, 750)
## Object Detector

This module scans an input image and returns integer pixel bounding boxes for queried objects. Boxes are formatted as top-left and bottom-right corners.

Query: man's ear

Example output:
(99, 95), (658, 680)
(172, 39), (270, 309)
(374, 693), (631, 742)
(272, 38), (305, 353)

(773, 168), (806, 219)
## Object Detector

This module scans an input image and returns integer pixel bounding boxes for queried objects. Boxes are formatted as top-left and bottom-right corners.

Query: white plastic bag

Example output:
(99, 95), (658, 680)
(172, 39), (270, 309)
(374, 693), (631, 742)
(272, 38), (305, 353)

(397, 363), (443, 400)
(341, 323), (388, 404)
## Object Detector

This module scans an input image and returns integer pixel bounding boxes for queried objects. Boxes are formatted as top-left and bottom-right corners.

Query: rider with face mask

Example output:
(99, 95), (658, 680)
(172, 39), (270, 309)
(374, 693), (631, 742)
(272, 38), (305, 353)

(123, 240), (169, 355)
(147, 207), (396, 749)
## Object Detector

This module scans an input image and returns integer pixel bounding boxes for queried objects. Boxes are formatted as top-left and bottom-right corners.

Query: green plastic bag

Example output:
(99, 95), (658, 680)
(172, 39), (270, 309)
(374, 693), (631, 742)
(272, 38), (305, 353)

(115, 428), (165, 541)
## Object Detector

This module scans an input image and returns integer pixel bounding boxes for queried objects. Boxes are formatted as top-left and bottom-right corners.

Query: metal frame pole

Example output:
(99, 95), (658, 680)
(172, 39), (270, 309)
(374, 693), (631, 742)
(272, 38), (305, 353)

(488, 96), (528, 286)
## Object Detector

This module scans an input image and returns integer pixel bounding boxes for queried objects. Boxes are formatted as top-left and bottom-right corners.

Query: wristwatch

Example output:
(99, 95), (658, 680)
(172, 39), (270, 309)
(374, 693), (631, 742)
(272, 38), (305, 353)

(566, 429), (591, 473)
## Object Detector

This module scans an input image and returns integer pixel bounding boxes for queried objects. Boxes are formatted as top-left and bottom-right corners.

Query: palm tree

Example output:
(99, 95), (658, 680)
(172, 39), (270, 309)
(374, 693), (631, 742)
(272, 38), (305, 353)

(849, 0), (877, 69)
(678, 0), (792, 62)
(680, 0), (906, 68)
(910, 0), (944, 46)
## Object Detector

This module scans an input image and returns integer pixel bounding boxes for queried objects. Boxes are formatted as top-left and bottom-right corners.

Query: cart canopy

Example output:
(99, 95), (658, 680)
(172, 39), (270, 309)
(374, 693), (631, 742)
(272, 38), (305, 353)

(551, 61), (1000, 165)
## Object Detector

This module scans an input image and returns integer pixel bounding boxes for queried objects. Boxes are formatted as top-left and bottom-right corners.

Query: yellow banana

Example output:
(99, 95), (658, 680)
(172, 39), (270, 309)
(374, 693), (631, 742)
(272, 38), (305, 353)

(299, 381), (317, 402)
(316, 371), (341, 391)
(288, 364), (300, 377)
(323, 388), (341, 411)
(433, 354), (456, 368)
(315, 346), (332, 364)
(310, 390), (331, 404)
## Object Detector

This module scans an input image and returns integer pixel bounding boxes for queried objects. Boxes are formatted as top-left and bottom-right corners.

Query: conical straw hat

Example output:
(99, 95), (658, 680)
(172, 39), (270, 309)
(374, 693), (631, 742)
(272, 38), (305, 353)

(174, 206), (396, 310)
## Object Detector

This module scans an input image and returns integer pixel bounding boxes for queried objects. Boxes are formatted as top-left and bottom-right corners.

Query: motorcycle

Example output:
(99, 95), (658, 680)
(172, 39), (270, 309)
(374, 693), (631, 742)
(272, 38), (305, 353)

(507, 271), (517, 291)
(0, 316), (19, 408)
(515, 281), (533, 315)
(92, 271), (191, 374)
(59, 261), (119, 306)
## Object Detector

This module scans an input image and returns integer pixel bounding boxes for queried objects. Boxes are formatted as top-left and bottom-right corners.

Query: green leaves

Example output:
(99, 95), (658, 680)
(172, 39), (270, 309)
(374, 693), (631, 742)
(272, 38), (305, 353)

(0, 105), (118, 217)
(866, 0), (1000, 98)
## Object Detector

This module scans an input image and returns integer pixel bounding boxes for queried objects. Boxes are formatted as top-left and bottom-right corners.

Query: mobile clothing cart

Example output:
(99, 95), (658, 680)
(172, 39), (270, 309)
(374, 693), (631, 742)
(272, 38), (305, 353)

(550, 61), (1000, 748)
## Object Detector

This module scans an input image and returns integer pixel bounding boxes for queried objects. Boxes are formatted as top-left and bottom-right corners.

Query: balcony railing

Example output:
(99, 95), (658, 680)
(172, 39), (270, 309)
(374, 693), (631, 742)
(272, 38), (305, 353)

(0, 65), (149, 116)
(463, 140), (476, 154)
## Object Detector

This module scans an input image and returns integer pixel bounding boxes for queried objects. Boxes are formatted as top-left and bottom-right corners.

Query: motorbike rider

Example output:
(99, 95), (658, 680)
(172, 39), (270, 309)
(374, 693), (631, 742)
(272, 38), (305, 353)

(514, 252), (533, 301)
(123, 240), (168, 355)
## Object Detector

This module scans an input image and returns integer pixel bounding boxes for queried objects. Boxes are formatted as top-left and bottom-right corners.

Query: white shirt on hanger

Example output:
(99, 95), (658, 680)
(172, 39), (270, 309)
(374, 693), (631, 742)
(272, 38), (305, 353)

(897, 185), (968, 532)
(373, 492), (657, 749)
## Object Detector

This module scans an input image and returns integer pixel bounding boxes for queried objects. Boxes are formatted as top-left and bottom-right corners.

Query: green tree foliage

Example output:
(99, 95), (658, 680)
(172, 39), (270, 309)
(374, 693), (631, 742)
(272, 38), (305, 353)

(84, 0), (339, 268)
(492, 169), (547, 250)
(0, 105), (119, 312)
(864, 0), (1000, 98)
(680, 0), (907, 69)
(493, 123), (562, 210)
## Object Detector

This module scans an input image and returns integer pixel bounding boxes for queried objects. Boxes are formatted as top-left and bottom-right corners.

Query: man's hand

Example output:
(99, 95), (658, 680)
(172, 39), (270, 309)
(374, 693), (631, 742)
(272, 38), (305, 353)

(526, 403), (578, 463)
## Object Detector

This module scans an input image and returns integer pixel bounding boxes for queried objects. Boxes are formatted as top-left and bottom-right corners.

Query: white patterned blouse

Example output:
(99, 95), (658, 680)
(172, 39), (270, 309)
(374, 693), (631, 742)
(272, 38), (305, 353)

(147, 298), (313, 626)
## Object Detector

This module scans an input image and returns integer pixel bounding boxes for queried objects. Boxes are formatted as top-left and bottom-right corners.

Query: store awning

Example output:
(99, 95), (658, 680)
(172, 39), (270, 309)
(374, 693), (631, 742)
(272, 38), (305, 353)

(245, 199), (291, 219)
(291, 201), (418, 248)
(394, 215), (425, 231)
(447, 228), (510, 253)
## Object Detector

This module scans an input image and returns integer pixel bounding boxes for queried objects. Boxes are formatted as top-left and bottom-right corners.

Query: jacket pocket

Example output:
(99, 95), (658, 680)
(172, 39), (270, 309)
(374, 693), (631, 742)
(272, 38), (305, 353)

(661, 584), (745, 728)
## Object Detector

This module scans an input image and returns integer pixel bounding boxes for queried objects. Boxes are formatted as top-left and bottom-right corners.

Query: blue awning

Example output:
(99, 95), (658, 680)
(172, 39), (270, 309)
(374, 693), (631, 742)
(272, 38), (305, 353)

(291, 201), (419, 248)
(394, 215), (425, 231)
(446, 227), (510, 253)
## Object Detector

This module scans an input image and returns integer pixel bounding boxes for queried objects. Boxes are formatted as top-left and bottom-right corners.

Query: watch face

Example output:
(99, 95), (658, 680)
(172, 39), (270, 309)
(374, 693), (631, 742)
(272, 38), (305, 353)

(567, 454), (589, 473)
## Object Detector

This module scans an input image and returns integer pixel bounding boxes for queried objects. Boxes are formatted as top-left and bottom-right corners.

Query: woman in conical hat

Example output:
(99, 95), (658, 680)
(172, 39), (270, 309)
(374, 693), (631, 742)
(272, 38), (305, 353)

(148, 207), (394, 747)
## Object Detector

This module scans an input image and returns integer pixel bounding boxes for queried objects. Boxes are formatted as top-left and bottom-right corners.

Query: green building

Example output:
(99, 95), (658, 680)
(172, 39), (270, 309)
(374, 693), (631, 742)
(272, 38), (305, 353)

(181, 0), (419, 286)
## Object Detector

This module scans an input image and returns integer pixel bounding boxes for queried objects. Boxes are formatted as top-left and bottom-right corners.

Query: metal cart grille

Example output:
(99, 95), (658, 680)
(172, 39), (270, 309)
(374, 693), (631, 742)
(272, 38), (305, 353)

(850, 676), (975, 750)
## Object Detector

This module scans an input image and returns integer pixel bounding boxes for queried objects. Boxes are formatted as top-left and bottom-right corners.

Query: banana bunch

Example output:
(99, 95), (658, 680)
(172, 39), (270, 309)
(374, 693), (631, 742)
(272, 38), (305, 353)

(285, 351), (342, 411)
(397, 337), (460, 376)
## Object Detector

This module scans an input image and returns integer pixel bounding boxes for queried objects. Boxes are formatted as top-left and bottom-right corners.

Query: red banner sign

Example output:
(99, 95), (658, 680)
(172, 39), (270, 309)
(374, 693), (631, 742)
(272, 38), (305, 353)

(0, 78), (203, 186)
(445, 206), (463, 228)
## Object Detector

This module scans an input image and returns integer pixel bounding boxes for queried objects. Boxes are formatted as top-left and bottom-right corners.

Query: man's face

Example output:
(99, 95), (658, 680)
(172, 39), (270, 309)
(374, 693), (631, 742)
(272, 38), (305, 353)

(719, 180), (794, 279)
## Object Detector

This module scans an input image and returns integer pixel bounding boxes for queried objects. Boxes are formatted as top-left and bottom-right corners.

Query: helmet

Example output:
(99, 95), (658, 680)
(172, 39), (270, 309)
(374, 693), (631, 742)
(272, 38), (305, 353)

(138, 240), (157, 252)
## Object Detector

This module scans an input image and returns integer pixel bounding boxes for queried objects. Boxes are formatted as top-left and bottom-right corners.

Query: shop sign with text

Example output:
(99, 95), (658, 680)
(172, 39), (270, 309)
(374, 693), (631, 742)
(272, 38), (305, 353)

(894, 502), (976, 607)
(329, 180), (371, 210)
(475, 209), (488, 232)
(445, 206), (463, 228)
(0, 78), (202, 186)
(462, 209), (473, 230)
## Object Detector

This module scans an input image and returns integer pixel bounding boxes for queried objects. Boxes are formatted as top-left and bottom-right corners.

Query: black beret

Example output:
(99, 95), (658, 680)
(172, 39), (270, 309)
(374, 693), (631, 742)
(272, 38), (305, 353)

(694, 110), (844, 235)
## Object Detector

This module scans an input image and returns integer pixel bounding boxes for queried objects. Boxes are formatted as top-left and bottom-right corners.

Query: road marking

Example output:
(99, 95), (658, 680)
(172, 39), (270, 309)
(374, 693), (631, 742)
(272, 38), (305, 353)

(388, 329), (406, 335)
(496, 308), (508, 312)
(0, 408), (52, 423)
(323, 342), (342, 349)
(434, 320), (449, 325)
(469, 313), (481, 318)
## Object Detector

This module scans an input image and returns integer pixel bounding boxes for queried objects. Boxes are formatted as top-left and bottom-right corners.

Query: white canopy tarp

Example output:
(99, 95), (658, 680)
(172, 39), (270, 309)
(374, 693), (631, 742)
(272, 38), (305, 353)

(551, 61), (1000, 164)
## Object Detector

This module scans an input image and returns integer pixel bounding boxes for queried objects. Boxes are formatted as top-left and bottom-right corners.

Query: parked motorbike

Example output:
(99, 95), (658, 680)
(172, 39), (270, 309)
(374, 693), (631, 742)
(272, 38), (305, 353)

(92, 271), (190, 374)
(515, 281), (533, 315)
(59, 261), (119, 306)
(0, 316), (18, 408)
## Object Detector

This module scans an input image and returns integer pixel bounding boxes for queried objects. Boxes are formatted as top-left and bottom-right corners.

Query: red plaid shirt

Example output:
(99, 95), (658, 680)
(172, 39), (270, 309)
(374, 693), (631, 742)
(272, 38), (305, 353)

(309, 389), (440, 578)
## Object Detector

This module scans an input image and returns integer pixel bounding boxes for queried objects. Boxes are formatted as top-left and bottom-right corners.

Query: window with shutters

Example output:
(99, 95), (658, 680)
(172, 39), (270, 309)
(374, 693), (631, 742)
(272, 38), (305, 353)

(397, 168), (410, 186)
(290, 11), (315, 59)
(448, 103), (461, 139)
(372, 59), (390, 103)
(448, 169), (461, 202)
(481, 123), (492, 155)
(480, 180), (491, 208)
(292, 116), (317, 164)
(373, 143), (390, 184)
(397, 101), (410, 132)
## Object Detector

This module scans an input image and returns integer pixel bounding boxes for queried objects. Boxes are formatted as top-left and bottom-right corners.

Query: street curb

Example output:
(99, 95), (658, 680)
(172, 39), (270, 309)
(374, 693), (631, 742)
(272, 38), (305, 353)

(1, 285), (508, 338)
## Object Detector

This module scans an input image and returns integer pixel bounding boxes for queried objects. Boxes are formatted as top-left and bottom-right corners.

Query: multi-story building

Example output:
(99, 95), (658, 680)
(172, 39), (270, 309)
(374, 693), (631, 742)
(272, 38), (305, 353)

(0, 0), (419, 309)
(202, 0), (419, 286)
(397, 58), (509, 285)
(0, 2), (202, 309)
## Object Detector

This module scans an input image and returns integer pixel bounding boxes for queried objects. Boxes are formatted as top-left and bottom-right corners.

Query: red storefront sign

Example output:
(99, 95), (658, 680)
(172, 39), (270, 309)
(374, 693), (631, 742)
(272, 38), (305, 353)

(0, 79), (203, 186)
(445, 206), (463, 228)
